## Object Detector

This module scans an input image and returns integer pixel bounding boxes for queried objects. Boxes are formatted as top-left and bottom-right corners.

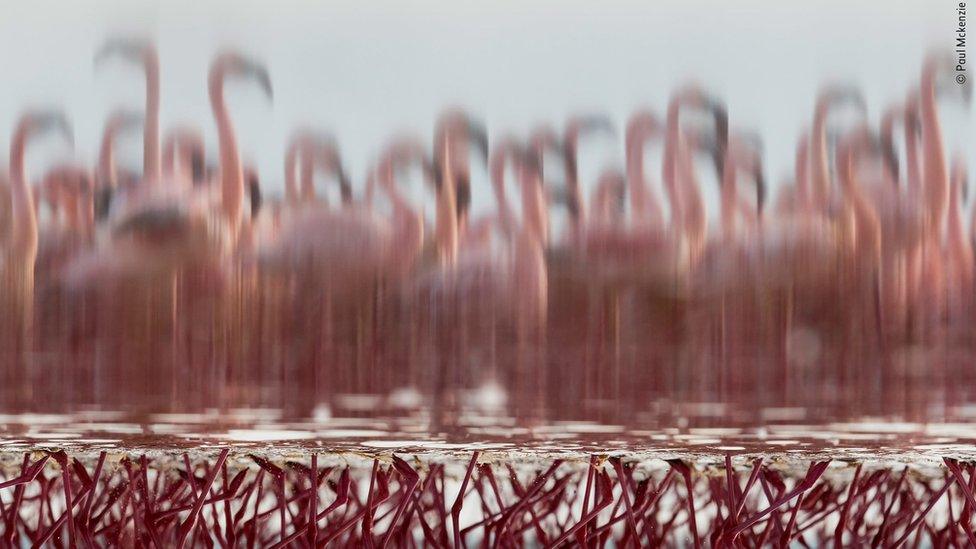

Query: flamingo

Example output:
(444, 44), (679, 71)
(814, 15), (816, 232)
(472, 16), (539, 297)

(661, 85), (729, 262)
(0, 111), (72, 402)
(808, 85), (868, 215)
(95, 37), (160, 184)
(65, 51), (272, 287)
(430, 109), (488, 263)
(2, 111), (72, 270)
(910, 53), (971, 335)
(415, 138), (547, 424)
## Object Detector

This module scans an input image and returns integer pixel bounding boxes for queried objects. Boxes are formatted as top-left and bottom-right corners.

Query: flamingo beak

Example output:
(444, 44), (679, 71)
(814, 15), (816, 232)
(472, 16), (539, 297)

(240, 60), (274, 101)
(466, 119), (489, 164)
(825, 85), (867, 114)
(337, 167), (353, 204)
(191, 151), (206, 185)
(709, 102), (730, 178)
(248, 176), (263, 217)
(34, 111), (74, 149)
(94, 187), (114, 221)
(119, 111), (146, 131)
(577, 115), (616, 137)
(94, 38), (147, 69)
(880, 137), (900, 184)
(754, 168), (767, 213)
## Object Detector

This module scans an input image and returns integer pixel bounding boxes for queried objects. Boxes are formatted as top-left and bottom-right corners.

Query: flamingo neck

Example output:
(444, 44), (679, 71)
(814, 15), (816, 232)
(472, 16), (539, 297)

(299, 153), (315, 204)
(283, 139), (301, 205)
(663, 103), (687, 233)
(839, 151), (880, 255)
(144, 55), (161, 183)
(905, 122), (922, 199)
(9, 133), (38, 260)
(919, 72), (948, 233)
(794, 137), (810, 208)
(209, 69), (244, 229)
(519, 171), (548, 248)
(720, 150), (738, 239)
(625, 125), (663, 228)
(810, 109), (831, 214)
(436, 143), (459, 266)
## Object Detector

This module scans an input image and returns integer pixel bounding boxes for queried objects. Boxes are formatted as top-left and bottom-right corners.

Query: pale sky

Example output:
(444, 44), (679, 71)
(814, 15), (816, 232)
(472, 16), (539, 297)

(0, 0), (969, 221)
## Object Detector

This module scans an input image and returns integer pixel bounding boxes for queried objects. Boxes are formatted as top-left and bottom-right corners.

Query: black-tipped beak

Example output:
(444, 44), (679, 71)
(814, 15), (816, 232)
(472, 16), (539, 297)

(755, 169), (766, 213)
(248, 176), (263, 217)
(119, 111), (146, 131)
(880, 137), (900, 184)
(35, 111), (74, 148)
(337, 167), (353, 204)
(466, 119), (489, 164)
(250, 64), (274, 101)
(94, 38), (147, 69)
(577, 114), (615, 137)
(825, 85), (867, 114)
(234, 56), (273, 101)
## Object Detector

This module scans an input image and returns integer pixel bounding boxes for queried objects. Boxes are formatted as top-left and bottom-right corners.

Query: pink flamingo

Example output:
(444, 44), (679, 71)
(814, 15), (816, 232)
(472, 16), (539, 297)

(910, 53), (971, 334)
(3, 111), (72, 270)
(808, 85), (867, 215)
(560, 114), (614, 238)
(662, 85), (728, 260)
(95, 38), (161, 184)
(64, 51), (273, 287)
(431, 109), (488, 262)
(625, 110), (666, 231)
(259, 134), (424, 292)
(0, 111), (72, 395)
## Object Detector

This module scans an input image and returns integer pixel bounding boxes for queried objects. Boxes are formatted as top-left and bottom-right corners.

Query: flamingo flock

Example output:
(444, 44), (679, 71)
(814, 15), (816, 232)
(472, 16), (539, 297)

(0, 40), (972, 426)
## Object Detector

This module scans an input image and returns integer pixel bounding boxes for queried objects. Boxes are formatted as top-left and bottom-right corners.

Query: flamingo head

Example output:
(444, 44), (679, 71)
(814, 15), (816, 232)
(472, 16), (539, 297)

(815, 84), (867, 120)
(211, 52), (273, 101)
(26, 110), (73, 148)
(95, 37), (157, 70)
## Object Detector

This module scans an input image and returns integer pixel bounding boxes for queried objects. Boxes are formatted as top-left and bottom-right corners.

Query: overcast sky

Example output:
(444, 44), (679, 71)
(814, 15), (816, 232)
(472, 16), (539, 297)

(0, 0), (969, 221)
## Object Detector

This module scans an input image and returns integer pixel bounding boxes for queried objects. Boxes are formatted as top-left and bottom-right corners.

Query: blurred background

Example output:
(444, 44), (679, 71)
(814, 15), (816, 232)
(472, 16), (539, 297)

(0, 0), (967, 219)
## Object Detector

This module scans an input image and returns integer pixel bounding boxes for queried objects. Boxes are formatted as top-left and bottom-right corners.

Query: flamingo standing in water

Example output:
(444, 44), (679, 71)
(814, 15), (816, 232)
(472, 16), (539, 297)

(417, 137), (547, 424)
(913, 54), (971, 334)
(0, 110), (72, 404)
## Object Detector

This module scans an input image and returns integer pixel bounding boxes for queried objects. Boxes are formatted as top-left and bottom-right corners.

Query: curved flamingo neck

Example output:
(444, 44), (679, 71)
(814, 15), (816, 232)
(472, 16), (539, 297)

(625, 114), (664, 227)
(948, 161), (973, 286)
(720, 148), (739, 239)
(810, 102), (832, 214)
(663, 98), (690, 233)
(144, 51), (161, 183)
(9, 125), (38, 259)
(919, 64), (948, 232)
(209, 63), (244, 228)
(283, 134), (307, 205)
(435, 138), (459, 266)
(794, 135), (810, 209)
(837, 138), (880, 255)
